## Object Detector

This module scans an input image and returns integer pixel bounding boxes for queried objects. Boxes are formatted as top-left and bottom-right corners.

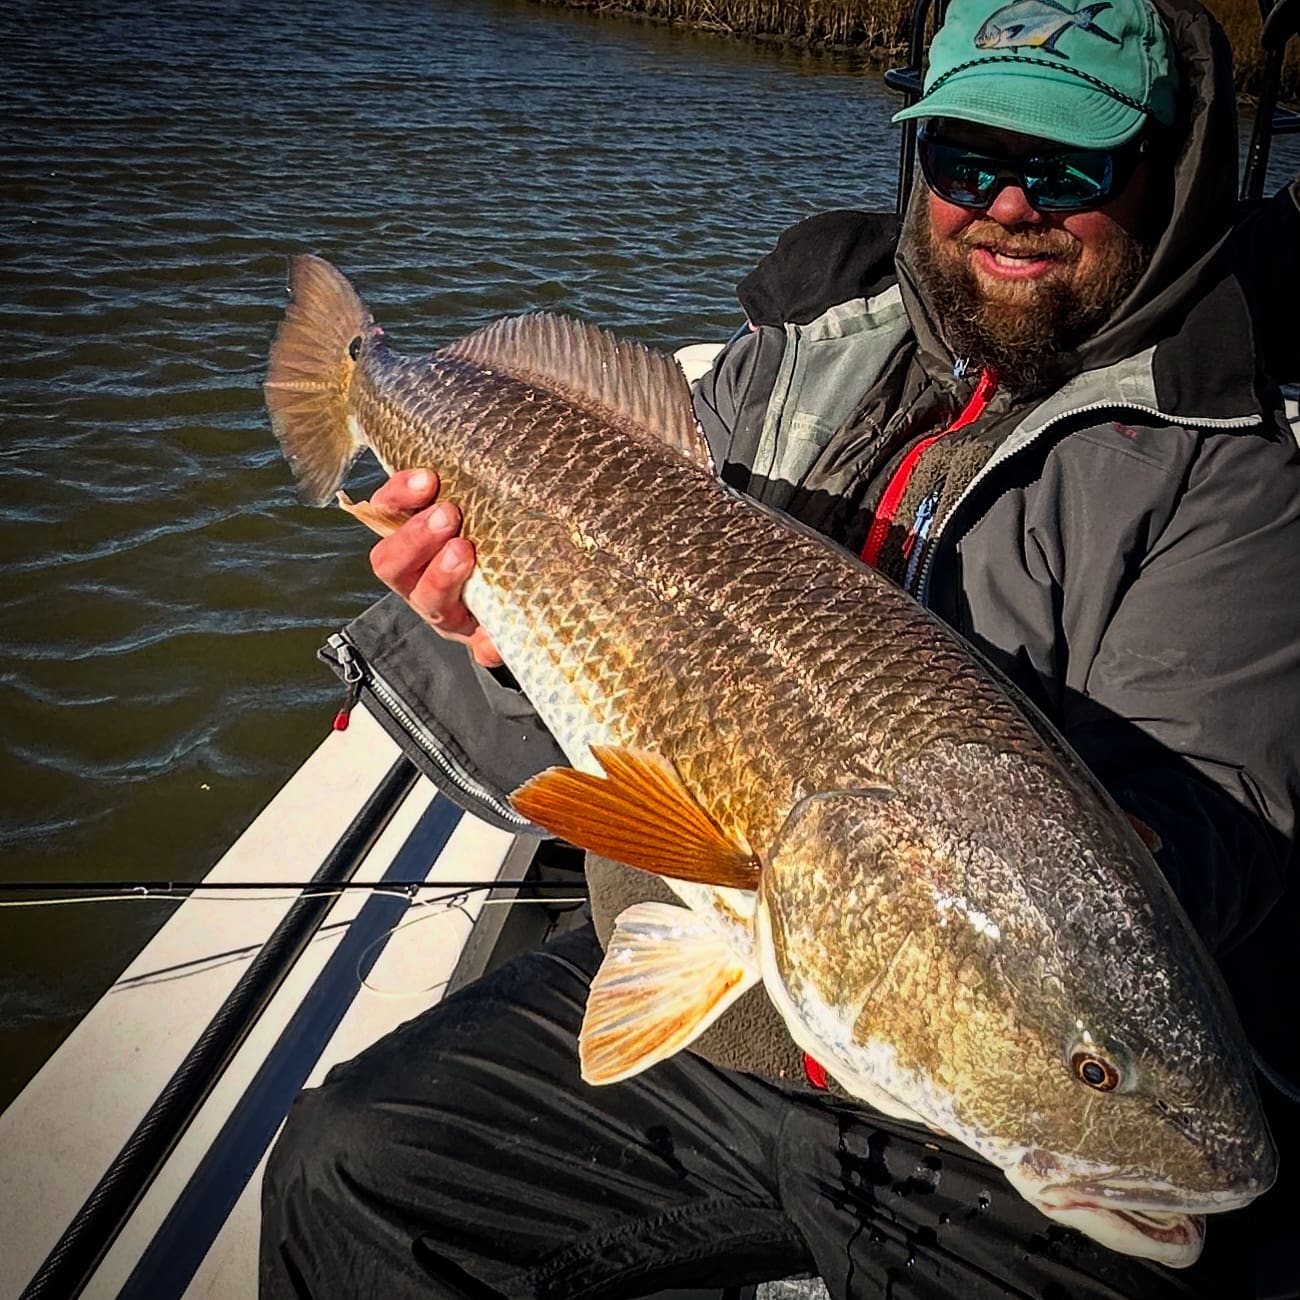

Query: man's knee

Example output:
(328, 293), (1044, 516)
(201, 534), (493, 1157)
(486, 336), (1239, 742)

(264, 1078), (368, 1213)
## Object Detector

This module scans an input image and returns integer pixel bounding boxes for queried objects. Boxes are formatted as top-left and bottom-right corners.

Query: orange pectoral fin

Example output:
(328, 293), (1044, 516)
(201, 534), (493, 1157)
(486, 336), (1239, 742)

(511, 745), (760, 890)
(336, 490), (411, 538)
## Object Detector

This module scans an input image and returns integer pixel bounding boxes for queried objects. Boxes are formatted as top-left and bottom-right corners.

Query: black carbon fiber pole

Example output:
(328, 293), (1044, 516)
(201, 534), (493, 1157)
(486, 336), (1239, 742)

(19, 756), (420, 1300)
(0, 878), (578, 896)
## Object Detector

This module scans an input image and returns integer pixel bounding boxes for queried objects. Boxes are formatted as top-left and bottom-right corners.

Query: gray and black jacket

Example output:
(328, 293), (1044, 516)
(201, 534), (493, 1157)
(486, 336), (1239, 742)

(331, 0), (1300, 1090)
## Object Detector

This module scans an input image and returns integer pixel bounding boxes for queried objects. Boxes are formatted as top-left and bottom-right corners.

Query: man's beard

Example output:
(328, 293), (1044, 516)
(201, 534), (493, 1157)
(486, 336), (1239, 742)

(901, 199), (1151, 396)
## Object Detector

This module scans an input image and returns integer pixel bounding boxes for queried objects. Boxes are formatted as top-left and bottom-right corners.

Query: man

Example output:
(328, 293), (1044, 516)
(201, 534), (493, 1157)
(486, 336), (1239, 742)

(260, 0), (1300, 1295)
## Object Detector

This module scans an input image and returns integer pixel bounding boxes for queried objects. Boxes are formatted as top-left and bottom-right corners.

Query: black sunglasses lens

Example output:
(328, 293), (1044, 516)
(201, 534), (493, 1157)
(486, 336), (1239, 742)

(1024, 153), (1114, 210)
(918, 132), (1120, 212)
(920, 138), (998, 207)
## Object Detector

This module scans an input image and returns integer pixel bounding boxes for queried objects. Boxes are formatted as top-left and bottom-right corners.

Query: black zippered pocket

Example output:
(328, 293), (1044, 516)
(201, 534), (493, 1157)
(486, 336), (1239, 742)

(318, 596), (561, 835)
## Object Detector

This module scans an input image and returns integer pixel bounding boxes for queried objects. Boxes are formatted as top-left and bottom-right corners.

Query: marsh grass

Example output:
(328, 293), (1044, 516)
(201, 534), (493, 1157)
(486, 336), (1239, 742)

(544, 0), (913, 53)
(1206, 0), (1300, 99)
(541, 0), (1298, 100)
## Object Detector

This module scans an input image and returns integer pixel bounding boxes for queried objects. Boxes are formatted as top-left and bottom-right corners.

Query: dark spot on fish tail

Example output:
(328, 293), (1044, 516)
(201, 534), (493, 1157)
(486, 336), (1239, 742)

(348, 336), (362, 360)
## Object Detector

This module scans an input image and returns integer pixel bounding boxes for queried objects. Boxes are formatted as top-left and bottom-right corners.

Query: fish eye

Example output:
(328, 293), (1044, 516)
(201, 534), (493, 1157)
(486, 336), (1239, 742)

(1070, 1049), (1122, 1091)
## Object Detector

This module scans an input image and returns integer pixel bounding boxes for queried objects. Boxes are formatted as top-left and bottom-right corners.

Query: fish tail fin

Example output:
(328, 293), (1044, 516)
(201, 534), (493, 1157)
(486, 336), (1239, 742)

(1076, 2), (1120, 41)
(264, 254), (373, 506)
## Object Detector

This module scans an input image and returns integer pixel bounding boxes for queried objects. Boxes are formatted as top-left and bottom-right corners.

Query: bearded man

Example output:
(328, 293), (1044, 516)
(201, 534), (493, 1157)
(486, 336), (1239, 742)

(260, 0), (1300, 1296)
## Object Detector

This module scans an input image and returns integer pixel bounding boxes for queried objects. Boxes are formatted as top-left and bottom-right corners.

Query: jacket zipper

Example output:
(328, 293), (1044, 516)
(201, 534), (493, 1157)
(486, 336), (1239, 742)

(915, 399), (1262, 603)
(326, 632), (534, 830)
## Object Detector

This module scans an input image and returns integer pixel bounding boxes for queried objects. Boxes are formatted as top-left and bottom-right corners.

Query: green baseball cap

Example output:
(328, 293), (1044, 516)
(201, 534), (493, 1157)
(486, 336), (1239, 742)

(892, 0), (1179, 149)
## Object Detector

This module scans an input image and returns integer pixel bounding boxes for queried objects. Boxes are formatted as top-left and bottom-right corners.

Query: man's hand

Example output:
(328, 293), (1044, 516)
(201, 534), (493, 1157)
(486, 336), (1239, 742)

(367, 469), (504, 669)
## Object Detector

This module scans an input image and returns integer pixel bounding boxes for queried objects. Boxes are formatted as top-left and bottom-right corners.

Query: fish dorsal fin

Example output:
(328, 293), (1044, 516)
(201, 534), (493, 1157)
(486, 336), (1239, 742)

(440, 314), (713, 471)
(580, 900), (760, 1083)
(511, 745), (759, 890)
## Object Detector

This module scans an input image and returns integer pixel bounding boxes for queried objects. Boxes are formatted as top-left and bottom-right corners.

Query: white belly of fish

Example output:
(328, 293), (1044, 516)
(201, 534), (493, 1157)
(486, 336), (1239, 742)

(464, 567), (755, 931)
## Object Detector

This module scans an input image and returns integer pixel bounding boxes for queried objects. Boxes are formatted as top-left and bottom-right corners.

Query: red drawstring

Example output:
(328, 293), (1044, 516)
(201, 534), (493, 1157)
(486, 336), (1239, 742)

(860, 368), (997, 569)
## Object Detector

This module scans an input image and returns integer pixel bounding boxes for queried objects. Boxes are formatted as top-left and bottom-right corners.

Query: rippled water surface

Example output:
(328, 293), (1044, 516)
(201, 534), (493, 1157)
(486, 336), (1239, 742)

(2, 0), (1298, 1105)
(0, 0), (901, 1104)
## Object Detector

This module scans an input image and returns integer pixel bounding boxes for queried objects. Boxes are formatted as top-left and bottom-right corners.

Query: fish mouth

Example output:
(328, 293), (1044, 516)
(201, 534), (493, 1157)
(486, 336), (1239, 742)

(1006, 1167), (1257, 1267)
(1032, 1189), (1205, 1266)
(1038, 1176), (1263, 1217)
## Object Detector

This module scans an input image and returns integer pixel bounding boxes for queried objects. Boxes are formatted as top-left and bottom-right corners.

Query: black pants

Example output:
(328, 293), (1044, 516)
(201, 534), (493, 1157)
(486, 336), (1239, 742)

(259, 924), (1259, 1300)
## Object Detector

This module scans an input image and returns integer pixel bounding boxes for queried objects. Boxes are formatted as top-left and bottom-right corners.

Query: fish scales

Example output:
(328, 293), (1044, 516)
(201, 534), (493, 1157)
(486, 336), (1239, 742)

(358, 353), (1053, 803)
(265, 255), (1275, 1267)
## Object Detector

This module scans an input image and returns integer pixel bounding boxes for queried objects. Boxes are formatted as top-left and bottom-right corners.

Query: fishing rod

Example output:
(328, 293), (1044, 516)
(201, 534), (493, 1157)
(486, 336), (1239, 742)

(0, 878), (588, 902)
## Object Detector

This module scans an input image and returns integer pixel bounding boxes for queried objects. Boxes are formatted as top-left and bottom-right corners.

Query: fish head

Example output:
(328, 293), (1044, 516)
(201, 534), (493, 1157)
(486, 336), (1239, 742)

(757, 756), (1276, 1265)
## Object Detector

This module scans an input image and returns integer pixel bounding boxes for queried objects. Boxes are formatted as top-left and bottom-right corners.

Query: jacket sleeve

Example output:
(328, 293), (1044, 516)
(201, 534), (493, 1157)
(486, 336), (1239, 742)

(1060, 429), (1300, 957)
(327, 593), (566, 831)
(691, 323), (789, 491)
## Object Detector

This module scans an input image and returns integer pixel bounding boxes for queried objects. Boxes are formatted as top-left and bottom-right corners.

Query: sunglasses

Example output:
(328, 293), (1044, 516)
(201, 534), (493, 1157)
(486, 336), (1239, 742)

(916, 124), (1149, 213)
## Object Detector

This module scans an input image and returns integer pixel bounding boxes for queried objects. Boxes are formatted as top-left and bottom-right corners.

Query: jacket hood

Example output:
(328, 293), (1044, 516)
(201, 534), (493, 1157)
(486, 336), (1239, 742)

(894, 0), (1248, 409)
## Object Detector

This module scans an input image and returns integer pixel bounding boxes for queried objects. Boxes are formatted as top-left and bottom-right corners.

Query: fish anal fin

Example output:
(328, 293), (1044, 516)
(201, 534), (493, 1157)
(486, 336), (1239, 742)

(580, 901), (759, 1083)
(511, 746), (759, 890)
(336, 490), (410, 538)
(439, 314), (713, 472)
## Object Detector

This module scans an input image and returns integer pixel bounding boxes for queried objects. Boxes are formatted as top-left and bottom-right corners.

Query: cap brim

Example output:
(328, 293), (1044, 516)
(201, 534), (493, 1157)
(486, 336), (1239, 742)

(892, 63), (1146, 149)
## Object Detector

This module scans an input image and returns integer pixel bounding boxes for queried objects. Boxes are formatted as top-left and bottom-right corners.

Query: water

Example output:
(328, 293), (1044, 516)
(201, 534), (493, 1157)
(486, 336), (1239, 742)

(1, 0), (1297, 1109)
(0, 0), (899, 1107)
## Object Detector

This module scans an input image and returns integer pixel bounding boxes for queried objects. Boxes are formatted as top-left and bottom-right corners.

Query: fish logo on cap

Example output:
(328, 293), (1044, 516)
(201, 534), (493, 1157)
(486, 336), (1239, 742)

(975, 0), (1121, 56)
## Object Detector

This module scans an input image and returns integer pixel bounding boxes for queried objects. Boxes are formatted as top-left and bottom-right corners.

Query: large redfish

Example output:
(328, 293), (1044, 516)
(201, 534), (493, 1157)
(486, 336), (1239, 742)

(265, 254), (1275, 1265)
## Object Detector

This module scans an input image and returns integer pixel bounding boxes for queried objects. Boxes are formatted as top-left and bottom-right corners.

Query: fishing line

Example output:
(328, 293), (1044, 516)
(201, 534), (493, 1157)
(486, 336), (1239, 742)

(0, 891), (356, 910)
(1, 884), (585, 1000)
(357, 891), (587, 999)
(1253, 1048), (1300, 1107)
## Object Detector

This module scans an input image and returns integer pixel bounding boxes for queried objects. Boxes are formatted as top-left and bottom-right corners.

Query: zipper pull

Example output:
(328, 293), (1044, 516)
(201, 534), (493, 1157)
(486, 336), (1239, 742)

(332, 639), (364, 732)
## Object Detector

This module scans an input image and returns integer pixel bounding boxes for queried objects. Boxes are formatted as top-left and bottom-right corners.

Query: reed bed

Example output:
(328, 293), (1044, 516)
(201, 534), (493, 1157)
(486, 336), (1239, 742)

(543, 0), (912, 52)
(1208, 0), (1300, 99)
(537, 0), (1298, 100)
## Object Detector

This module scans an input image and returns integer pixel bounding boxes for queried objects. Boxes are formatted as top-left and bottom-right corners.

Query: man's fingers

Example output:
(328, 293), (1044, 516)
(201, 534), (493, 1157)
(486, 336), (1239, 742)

(404, 534), (481, 636)
(370, 500), (464, 598)
(366, 479), (502, 663)
(371, 468), (441, 513)
(468, 627), (505, 669)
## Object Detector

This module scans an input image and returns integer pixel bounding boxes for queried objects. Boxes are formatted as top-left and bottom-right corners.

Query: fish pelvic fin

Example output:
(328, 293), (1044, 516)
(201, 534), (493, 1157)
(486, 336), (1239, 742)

(439, 313), (714, 472)
(511, 745), (760, 890)
(264, 254), (373, 506)
(336, 490), (409, 538)
(580, 900), (760, 1083)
